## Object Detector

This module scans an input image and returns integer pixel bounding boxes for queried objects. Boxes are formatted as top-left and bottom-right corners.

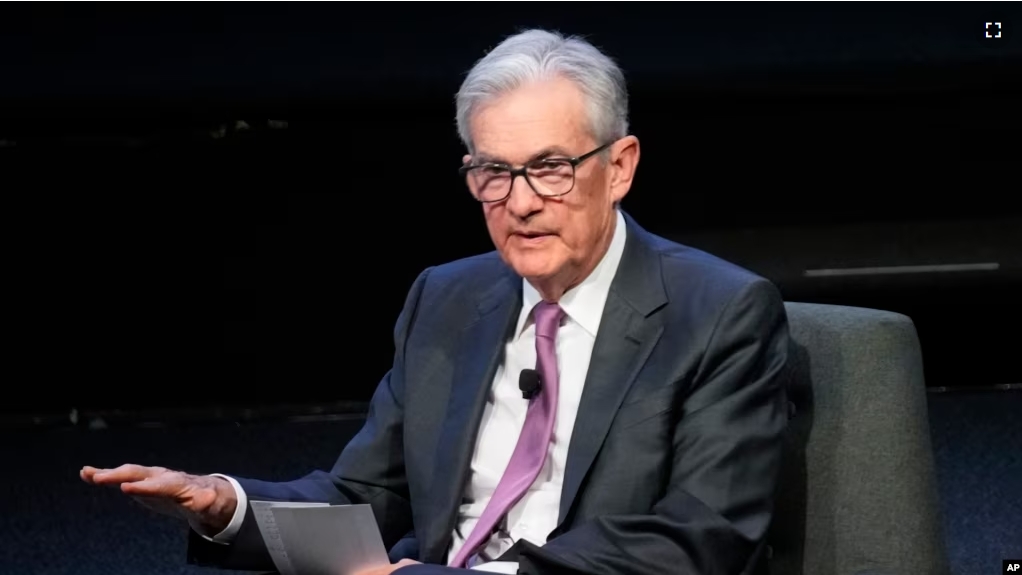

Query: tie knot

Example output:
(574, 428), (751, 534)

(533, 302), (565, 340)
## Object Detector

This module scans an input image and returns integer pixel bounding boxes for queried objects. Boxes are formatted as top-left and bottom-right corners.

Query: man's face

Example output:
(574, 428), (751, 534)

(466, 77), (635, 288)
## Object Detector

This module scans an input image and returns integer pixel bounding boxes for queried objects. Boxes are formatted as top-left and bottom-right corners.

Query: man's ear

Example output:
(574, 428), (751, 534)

(609, 136), (640, 204)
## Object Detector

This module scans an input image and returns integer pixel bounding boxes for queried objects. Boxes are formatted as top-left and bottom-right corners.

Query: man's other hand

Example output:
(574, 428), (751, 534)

(80, 464), (238, 532)
(358, 559), (422, 575)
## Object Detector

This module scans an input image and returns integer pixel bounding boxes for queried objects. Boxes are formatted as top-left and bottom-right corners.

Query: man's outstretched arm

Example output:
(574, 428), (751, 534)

(87, 268), (434, 572)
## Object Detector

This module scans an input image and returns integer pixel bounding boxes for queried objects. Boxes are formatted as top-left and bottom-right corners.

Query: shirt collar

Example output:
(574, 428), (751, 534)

(518, 209), (627, 338)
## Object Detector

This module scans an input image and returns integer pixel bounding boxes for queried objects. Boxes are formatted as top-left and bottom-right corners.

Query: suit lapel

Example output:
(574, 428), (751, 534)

(421, 270), (521, 564)
(556, 215), (669, 527)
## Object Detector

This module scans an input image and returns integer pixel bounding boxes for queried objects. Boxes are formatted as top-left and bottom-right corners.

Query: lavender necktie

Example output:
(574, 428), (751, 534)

(449, 301), (565, 568)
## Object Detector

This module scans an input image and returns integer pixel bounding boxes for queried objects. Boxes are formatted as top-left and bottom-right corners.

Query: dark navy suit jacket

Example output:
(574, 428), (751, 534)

(190, 213), (790, 575)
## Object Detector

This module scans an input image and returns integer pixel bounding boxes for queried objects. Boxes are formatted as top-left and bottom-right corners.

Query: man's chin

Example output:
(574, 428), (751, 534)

(506, 253), (560, 280)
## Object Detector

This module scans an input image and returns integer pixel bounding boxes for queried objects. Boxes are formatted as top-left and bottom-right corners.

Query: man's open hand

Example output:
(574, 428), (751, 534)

(80, 464), (238, 531)
(357, 558), (421, 575)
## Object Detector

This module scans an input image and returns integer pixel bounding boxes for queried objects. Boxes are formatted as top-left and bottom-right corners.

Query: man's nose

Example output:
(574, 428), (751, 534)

(506, 175), (543, 217)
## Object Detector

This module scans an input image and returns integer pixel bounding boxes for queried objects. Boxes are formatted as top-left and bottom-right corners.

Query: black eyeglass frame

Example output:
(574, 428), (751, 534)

(459, 141), (614, 203)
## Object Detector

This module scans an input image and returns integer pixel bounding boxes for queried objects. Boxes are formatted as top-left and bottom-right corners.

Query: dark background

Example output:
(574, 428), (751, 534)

(0, 2), (1019, 416)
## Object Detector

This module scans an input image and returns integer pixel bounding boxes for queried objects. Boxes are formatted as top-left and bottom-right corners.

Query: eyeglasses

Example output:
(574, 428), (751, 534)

(459, 142), (613, 203)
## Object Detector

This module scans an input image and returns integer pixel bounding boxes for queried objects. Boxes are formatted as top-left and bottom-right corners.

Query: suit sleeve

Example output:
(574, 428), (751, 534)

(187, 268), (432, 571)
(518, 279), (791, 575)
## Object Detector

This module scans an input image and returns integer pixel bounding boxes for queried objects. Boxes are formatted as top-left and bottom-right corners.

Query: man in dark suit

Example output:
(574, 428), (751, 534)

(82, 29), (789, 575)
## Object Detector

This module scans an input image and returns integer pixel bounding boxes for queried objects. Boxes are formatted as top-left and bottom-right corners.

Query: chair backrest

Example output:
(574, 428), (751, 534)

(767, 303), (949, 575)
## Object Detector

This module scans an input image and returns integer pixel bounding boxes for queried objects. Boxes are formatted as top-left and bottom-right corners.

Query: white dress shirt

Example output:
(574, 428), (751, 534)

(202, 210), (627, 574)
(446, 210), (626, 571)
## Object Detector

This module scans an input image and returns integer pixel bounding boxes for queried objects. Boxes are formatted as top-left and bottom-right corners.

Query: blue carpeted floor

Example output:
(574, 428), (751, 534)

(1, 390), (1018, 575)
(0, 416), (365, 575)
(927, 390), (1021, 575)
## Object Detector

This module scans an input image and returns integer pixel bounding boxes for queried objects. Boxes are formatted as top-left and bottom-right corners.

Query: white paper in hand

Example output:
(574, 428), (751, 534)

(250, 501), (330, 575)
(271, 504), (389, 575)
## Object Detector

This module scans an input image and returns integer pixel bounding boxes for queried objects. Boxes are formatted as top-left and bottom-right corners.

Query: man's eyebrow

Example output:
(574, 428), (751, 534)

(473, 146), (574, 165)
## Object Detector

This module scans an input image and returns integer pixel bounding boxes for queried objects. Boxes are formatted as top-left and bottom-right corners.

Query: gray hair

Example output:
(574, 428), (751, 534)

(455, 29), (629, 154)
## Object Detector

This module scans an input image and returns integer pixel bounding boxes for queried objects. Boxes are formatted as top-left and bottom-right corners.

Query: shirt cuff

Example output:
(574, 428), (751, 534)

(188, 473), (248, 544)
(470, 561), (520, 573)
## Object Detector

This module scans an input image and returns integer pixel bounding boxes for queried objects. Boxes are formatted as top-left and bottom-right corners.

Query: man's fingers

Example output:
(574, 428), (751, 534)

(80, 465), (112, 484)
(83, 465), (222, 524)
(119, 473), (183, 497)
(85, 463), (165, 485)
(123, 473), (221, 521)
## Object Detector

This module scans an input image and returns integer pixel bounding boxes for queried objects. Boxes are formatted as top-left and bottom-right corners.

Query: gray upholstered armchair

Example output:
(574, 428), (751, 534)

(767, 303), (950, 575)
